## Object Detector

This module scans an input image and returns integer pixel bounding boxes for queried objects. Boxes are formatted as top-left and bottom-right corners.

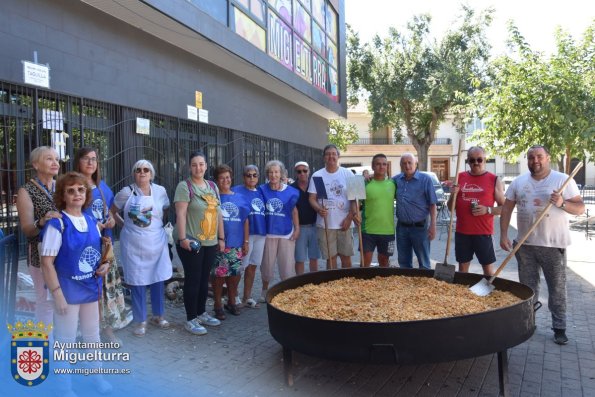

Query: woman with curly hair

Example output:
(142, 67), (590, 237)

(212, 164), (250, 320)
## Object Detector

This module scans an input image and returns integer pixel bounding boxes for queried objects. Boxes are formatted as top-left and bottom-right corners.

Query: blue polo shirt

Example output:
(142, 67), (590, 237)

(392, 170), (437, 223)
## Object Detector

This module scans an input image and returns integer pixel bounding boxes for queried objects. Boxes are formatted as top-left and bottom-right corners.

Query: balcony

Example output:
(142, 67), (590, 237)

(353, 137), (452, 145)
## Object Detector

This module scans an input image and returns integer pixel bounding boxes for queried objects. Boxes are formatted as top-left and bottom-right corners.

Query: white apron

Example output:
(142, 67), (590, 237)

(119, 185), (172, 285)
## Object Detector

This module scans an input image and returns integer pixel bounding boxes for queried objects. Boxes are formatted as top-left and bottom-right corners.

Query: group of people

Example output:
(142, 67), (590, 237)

(16, 141), (584, 393)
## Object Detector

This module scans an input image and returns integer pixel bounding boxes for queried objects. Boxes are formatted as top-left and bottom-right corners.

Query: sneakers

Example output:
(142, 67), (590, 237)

(197, 312), (221, 327)
(235, 296), (242, 306)
(553, 328), (568, 345)
(185, 318), (207, 335)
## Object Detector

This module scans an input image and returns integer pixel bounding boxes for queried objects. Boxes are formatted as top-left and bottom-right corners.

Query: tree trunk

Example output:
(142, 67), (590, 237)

(565, 146), (571, 174)
(411, 138), (432, 171)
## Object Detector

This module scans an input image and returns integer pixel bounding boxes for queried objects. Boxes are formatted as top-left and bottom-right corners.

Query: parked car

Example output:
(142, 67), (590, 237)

(421, 171), (446, 204)
(347, 166), (373, 176)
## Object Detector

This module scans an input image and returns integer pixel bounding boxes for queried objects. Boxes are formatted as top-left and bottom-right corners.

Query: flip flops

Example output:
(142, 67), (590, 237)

(149, 316), (171, 329)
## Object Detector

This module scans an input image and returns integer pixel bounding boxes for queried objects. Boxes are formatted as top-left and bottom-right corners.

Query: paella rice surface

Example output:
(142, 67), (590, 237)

(270, 276), (521, 322)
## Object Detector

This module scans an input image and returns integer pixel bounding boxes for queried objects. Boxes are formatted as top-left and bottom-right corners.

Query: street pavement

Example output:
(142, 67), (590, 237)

(4, 211), (595, 397)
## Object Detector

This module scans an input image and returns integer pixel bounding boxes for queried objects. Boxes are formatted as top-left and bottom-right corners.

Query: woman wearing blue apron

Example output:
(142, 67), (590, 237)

(40, 172), (112, 395)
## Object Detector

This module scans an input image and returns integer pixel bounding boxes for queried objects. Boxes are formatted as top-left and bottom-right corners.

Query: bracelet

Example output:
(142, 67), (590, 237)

(51, 286), (61, 293)
(34, 219), (43, 229)
(244, 240), (249, 243)
(218, 237), (225, 241)
(179, 238), (188, 242)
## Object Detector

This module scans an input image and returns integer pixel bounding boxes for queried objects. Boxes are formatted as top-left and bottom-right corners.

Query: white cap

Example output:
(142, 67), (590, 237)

(294, 161), (309, 169)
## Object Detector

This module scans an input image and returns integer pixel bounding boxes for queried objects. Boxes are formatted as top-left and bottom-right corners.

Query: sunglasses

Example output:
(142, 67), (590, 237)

(296, 169), (308, 174)
(468, 158), (484, 164)
(65, 186), (87, 195)
(135, 167), (151, 174)
(244, 173), (258, 178)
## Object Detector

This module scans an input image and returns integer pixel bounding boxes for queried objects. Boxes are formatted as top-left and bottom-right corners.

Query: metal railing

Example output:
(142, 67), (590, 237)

(0, 79), (323, 254)
(0, 234), (18, 324)
(352, 137), (452, 145)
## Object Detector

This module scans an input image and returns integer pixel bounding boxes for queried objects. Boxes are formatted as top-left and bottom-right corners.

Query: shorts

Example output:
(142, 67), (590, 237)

(362, 233), (395, 257)
(454, 232), (496, 266)
(317, 227), (354, 259)
(212, 247), (243, 277)
(241, 235), (266, 270)
(295, 224), (321, 262)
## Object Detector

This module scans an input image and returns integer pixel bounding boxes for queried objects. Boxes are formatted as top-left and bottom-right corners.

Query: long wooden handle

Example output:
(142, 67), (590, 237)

(443, 138), (465, 263)
(489, 161), (584, 282)
(355, 200), (364, 264)
(320, 199), (331, 268)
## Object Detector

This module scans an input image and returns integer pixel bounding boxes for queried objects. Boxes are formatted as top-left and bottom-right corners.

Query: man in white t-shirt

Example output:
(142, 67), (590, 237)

(308, 144), (357, 269)
(500, 145), (584, 345)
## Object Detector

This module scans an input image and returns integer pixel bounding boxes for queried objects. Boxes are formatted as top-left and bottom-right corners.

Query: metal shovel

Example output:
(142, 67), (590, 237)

(434, 138), (464, 282)
(470, 162), (584, 296)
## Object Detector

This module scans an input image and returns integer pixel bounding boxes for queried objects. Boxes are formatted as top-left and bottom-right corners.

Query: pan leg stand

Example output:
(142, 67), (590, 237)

(497, 350), (509, 397)
(283, 346), (294, 386)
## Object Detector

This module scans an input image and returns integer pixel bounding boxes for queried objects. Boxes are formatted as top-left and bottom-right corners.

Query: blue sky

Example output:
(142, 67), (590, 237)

(346, 0), (594, 56)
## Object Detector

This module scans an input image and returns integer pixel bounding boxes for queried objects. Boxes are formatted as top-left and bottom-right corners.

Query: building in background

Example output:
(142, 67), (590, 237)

(0, 0), (346, 240)
(341, 102), (593, 186)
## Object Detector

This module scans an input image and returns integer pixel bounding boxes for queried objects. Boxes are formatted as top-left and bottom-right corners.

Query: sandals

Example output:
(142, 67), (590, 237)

(149, 316), (171, 329)
(224, 303), (241, 316)
(214, 308), (226, 321)
(243, 298), (260, 309)
(132, 322), (146, 337)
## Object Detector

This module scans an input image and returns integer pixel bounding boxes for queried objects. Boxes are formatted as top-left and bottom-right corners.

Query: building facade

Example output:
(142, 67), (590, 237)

(342, 102), (593, 186)
(0, 0), (346, 238)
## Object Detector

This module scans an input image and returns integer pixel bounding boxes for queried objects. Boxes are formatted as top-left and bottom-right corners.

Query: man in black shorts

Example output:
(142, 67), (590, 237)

(361, 154), (396, 267)
(447, 146), (505, 275)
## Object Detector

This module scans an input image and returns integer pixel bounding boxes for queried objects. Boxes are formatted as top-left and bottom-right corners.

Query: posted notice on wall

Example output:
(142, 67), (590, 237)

(22, 60), (50, 88)
(198, 109), (209, 124)
(136, 117), (150, 135)
(187, 105), (198, 121)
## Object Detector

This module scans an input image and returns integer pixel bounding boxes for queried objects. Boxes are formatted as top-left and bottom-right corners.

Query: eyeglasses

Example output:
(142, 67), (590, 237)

(468, 158), (484, 164)
(81, 156), (97, 163)
(135, 167), (151, 174)
(296, 169), (308, 174)
(65, 186), (87, 195)
(244, 173), (258, 178)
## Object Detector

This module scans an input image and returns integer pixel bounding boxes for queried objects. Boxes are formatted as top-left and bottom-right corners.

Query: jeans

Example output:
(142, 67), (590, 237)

(396, 224), (431, 269)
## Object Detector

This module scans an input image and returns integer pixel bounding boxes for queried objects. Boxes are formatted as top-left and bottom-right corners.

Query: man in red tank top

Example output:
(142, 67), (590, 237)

(447, 146), (505, 275)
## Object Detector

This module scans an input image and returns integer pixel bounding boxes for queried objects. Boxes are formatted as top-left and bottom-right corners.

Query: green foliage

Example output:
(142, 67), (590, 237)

(328, 119), (359, 151)
(474, 20), (595, 170)
(348, 6), (493, 169)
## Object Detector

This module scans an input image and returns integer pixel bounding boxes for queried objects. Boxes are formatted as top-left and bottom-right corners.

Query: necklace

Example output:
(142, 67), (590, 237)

(33, 177), (55, 200)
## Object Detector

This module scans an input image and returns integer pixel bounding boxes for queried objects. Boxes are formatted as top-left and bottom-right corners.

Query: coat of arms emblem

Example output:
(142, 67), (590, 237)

(9, 320), (52, 387)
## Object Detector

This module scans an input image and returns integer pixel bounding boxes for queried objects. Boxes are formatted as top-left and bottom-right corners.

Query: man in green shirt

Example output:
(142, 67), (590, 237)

(361, 153), (396, 267)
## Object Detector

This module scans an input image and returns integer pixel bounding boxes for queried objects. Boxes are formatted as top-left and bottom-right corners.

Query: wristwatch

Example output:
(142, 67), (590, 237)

(487, 207), (492, 215)
(560, 201), (566, 209)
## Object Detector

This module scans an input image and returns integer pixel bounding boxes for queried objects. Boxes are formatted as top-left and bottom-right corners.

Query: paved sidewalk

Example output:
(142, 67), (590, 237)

(3, 218), (594, 397)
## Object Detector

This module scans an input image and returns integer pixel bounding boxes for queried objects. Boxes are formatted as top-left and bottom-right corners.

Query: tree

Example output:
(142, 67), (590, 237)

(473, 21), (595, 173)
(328, 119), (359, 151)
(347, 6), (493, 170)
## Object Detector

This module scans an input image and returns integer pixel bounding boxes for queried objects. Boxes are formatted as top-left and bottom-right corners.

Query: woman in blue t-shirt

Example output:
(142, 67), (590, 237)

(260, 160), (300, 295)
(212, 164), (250, 320)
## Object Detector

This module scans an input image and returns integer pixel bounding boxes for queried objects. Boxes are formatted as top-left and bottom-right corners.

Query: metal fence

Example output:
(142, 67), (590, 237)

(0, 79), (323, 254)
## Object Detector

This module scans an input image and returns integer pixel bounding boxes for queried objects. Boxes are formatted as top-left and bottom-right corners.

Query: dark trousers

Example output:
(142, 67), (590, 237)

(176, 244), (217, 321)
